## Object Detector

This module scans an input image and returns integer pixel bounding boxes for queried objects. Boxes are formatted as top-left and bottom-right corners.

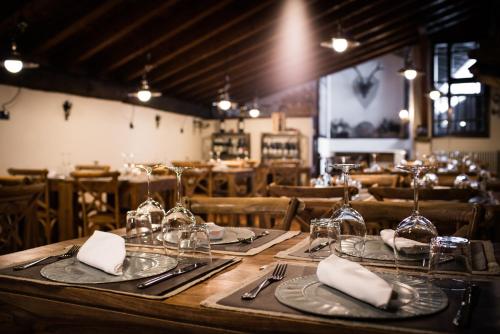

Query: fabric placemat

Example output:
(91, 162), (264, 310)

(202, 262), (500, 333)
(125, 228), (301, 256)
(275, 236), (500, 275)
(0, 254), (240, 300)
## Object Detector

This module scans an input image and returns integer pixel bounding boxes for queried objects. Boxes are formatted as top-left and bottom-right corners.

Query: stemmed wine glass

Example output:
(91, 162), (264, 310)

(330, 162), (367, 259)
(394, 164), (438, 275)
(135, 165), (165, 232)
(454, 155), (471, 189)
(370, 153), (382, 172)
(161, 166), (196, 256)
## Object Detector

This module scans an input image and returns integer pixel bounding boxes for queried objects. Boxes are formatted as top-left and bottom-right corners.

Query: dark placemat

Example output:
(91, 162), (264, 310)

(208, 264), (500, 333)
(0, 255), (238, 300)
(281, 237), (497, 274)
(125, 228), (297, 255)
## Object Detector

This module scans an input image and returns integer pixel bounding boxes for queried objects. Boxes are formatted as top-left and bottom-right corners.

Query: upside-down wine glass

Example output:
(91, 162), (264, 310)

(330, 162), (367, 259)
(454, 155), (471, 189)
(135, 165), (165, 232)
(394, 164), (438, 276)
(161, 166), (196, 257)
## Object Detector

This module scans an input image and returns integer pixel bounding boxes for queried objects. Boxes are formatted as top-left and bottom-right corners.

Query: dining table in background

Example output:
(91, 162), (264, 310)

(0, 233), (498, 333)
(213, 167), (255, 197)
(48, 175), (176, 241)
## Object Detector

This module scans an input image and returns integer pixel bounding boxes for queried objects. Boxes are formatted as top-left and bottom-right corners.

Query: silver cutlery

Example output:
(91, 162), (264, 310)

(14, 245), (81, 271)
(453, 284), (478, 327)
(136, 262), (207, 289)
(238, 230), (270, 244)
(241, 263), (287, 300)
(306, 240), (332, 253)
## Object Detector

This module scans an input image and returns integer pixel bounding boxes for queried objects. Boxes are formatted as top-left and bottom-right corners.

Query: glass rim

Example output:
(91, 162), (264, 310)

(431, 236), (469, 245)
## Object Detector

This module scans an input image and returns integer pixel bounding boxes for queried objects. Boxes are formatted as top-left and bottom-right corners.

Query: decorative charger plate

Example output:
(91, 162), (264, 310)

(337, 238), (426, 262)
(40, 251), (178, 284)
(275, 273), (448, 319)
(157, 227), (255, 245)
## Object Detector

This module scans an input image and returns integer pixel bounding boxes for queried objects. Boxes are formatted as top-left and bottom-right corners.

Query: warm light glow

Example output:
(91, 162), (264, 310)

(249, 108), (260, 118)
(399, 109), (409, 120)
(3, 59), (23, 73)
(403, 69), (417, 80)
(137, 89), (152, 102)
(429, 90), (440, 100)
(440, 120), (448, 128)
(459, 121), (467, 128)
(332, 38), (348, 53)
(218, 99), (231, 111)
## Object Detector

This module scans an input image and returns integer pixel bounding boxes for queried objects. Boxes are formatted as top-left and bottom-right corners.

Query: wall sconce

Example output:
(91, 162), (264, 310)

(63, 100), (72, 121)
(155, 114), (161, 129)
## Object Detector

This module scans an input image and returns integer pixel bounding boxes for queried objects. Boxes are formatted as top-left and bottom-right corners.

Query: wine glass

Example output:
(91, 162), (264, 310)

(454, 155), (471, 189)
(161, 166), (196, 257)
(135, 165), (165, 232)
(370, 153), (382, 172)
(394, 164), (438, 275)
(330, 163), (366, 259)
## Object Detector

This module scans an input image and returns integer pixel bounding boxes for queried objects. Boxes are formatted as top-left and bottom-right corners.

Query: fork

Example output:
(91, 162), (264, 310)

(241, 263), (287, 300)
(14, 245), (81, 271)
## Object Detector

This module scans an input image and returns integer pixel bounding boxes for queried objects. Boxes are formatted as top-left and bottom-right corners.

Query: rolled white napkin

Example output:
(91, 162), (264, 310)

(77, 231), (126, 275)
(317, 254), (393, 309)
(206, 222), (225, 240)
(380, 229), (428, 254)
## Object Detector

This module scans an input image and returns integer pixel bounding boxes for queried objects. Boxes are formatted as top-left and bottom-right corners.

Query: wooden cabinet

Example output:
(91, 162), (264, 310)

(261, 132), (301, 164)
(211, 133), (250, 160)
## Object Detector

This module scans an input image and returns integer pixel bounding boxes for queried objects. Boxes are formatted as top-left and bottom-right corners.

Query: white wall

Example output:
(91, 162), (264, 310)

(0, 84), (204, 173)
(200, 117), (314, 165)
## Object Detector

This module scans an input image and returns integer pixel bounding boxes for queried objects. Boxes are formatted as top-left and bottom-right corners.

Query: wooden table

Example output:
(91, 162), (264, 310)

(49, 175), (176, 241)
(213, 168), (255, 197)
(0, 233), (498, 333)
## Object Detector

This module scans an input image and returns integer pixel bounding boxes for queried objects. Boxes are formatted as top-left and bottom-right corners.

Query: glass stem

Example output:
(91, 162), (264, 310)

(176, 171), (182, 206)
(146, 171), (151, 199)
(343, 168), (350, 207)
(413, 172), (419, 215)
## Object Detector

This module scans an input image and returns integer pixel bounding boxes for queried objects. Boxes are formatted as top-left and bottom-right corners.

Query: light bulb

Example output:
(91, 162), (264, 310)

(429, 90), (440, 100)
(218, 99), (231, 111)
(137, 89), (152, 102)
(459, 121), (467, 128)
(3, 59), (23, 73)
(249, 108), (260, 118)
(332, 38), (348, 53)
(399, 109), (409, 120)
(403, 69), (417, 80)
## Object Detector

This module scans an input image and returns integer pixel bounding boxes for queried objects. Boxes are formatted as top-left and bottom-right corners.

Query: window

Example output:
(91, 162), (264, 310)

(432, 41), (488, 137)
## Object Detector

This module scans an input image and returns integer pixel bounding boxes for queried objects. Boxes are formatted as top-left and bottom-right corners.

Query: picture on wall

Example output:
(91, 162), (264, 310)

(318, 53), (407, 138)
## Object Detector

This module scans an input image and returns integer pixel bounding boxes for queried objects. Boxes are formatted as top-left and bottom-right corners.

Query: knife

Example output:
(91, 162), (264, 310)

(305, 241), (332, 253)
(452, 284), (478, 327)
(137, 262), (207, 289)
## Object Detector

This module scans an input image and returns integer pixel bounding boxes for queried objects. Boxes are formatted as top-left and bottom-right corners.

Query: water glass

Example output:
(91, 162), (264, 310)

(309, 218), (340, 259)
(429, 236), (472, 289)
(126, 210), (153, 245)
(178, 223), (212, 262)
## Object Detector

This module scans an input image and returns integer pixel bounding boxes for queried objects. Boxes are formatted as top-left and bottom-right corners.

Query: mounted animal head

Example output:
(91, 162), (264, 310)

(352, 63), (383, 98)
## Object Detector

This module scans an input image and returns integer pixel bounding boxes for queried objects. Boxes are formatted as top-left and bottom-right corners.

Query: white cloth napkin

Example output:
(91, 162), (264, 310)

(77, 231), (126, 275)
(316, 254), (393, 309)
(206, 222), (225, 240)
(380, 229), (428, 254)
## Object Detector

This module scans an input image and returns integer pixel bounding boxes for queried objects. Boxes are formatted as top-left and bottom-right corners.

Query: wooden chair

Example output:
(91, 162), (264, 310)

(74, 164), (111, 172)
(269, 161), (300, 186)
(368, 187), (480, 202)
(0, 183), (45, 254)
(70, 171), (121, 237)
(0, 176), (31, 186)
(7, 168), (57, 244)
(268, 183), (358, 199)
(171, 161), (213, 197)
(186, 197), (302, 230)
(294, 199), (482, 238)
(350, 173), (400, 187)
(253, 165), (270, 196)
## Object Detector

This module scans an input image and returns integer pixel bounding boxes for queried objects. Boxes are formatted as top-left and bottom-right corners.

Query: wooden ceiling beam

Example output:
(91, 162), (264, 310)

(157, 0), (392, 92)
(150, 0), (362, 87)
(33, 0), (122, 55)
(123, 0), (277, 82)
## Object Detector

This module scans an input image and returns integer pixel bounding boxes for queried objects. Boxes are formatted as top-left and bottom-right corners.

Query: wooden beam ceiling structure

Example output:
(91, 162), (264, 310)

(0, 0), (486, 118)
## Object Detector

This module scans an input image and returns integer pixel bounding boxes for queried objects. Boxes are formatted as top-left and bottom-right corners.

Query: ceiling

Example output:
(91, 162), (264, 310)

(0, 0), (488, 118)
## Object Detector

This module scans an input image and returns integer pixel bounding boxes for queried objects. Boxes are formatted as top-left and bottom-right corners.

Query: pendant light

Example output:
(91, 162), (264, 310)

(213, 75), (237, 111)
(248, 97), (260, 118)
(128, 60), (161, 102)
(398, 47), (423, 80)
(321, 22), (360, 53)
(2, 22), (39, 74)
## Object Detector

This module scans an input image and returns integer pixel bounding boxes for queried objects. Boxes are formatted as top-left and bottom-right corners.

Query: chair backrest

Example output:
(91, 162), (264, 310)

(186, 196), (302, 230)
(70, 171), (120, 236)
(74, 164), (111, 172)
(368, 187), (480, 202)
(0, 176), (31, 186)
(270, 164), (300, 186)
(268, 183), (358, 199)
(350, 173), (399, 187)
(170, 162), (213, 197)
(0, 183), (45, 253)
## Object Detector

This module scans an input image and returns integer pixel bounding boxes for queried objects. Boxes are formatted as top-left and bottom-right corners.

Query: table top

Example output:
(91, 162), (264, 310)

(0, 232), (498, 333)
